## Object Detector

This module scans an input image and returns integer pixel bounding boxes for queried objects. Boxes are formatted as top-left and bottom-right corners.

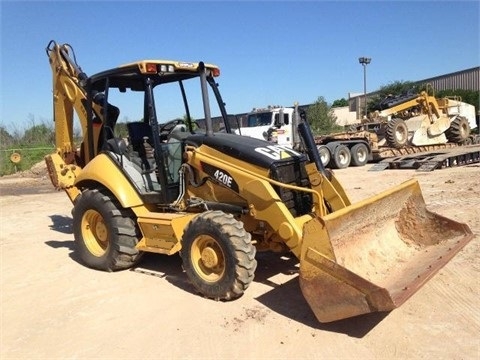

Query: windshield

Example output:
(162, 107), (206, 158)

(246, 113), (273, 127)
(104, 74), (233, 133)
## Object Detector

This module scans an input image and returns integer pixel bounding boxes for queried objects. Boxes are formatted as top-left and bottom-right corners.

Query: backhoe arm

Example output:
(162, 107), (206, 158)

(45, 41), (105, 201)
(46, 41), (88, 162)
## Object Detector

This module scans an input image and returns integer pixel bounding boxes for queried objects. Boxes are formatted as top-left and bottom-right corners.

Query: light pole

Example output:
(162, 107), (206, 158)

(358, 57), (371, 119)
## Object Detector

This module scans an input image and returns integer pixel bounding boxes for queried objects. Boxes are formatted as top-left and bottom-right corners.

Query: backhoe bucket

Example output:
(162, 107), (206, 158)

(299, 179), (473, 323)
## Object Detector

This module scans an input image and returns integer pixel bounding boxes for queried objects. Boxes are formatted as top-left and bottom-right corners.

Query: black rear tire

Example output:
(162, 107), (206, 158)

(180, 210), (256, 300)
(446, 116), (470, 143)
(329, 144), (351, 169)
(350, 143), (369, 167)
(386, 118), (408, 148)
(72, 188), (142, 271)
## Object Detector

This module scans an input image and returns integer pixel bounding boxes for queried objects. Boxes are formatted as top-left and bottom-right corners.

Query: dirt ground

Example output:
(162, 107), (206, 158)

(1, 163), (479, 360)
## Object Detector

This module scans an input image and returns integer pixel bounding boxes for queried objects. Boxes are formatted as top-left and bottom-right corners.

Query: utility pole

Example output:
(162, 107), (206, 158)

(358, 57), (371, 119)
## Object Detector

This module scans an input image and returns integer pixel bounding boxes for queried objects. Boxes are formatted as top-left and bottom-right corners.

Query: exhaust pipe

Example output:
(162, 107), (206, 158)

(199, 62), (213, 137)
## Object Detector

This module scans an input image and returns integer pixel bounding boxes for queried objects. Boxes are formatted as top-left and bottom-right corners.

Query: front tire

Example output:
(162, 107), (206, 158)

(72, 188), (142, 271)
(180, 210), (256, 300)
(386, 118), (409, 148)
(446, 116), (470, 143)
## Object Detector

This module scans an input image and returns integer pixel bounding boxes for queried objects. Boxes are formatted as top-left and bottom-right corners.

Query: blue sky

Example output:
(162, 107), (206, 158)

(1, 1), (479, 131)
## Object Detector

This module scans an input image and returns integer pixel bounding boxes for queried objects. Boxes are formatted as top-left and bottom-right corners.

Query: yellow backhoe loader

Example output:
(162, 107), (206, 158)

(45, 40), (473, 323)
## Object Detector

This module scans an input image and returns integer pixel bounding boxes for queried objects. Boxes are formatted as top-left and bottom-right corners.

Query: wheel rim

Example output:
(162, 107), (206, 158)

(81, 209), (109, 257)
(395, 124), (408, 143)
(339, 149), (350, 165)
(191, 235), (225, 282)
(356, 147), (367, 163)
(460, 120), (469, 138)
(317, 146), (330, 166)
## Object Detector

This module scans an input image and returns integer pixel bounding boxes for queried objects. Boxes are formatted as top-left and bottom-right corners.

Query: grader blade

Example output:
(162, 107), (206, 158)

(299, 179), (473, 323)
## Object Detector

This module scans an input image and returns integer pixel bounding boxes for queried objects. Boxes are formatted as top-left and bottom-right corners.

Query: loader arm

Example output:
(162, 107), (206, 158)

(184, 140), (350, 259)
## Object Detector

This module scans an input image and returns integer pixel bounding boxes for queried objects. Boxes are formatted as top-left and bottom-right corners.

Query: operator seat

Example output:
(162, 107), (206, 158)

(126, 122), (156, 172)
(127, 122), (153, 150)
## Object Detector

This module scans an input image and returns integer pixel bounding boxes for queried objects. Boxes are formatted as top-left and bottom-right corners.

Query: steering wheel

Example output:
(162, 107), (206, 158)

(160, 119), (185, 134)
(159, 119), (186, 141)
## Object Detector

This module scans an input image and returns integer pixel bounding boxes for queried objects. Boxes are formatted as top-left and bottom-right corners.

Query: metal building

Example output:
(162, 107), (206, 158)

(415, 66), (479, 92)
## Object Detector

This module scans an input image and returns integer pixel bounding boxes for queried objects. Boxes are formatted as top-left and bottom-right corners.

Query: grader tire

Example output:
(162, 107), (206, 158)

(386, 118), (408, 148)
(180, 210), (257, 300)
(445, 116), (470, 143)
(72, 188), (142, 271)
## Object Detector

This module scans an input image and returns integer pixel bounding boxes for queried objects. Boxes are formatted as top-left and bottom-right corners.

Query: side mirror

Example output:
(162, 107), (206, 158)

(274, 110), (285, 127)
(300, 110), (307, 122)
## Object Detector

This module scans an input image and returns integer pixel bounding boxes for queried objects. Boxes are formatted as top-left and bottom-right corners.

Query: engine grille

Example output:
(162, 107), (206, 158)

(269, 158), (313, 217)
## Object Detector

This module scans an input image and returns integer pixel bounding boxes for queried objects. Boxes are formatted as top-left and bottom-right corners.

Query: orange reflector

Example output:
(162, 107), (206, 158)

(145, 63), (157, 73)
(212, 68), (220, 77)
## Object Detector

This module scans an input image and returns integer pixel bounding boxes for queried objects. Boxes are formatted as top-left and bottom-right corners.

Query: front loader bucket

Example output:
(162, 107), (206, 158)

(299, 179), (473, 323)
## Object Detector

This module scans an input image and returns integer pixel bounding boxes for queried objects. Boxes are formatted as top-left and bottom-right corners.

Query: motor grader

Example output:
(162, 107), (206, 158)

(45, 40), (473, 323)
(358, 89), (476, 149)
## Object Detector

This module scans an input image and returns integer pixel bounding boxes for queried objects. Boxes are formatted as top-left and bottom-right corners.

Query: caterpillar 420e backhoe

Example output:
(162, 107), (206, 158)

(45, 40), (473, 323)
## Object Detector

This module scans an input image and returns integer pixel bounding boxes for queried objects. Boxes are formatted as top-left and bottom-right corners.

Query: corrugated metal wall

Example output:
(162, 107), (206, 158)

(417, 67), (480, 91)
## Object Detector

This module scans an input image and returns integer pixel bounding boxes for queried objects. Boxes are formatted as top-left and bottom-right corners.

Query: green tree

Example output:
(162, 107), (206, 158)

(331, 98), (348, 108)
(114, 122), (129, 138)
(435, 89), (479, 111)
(22, 123), (54, 146)
(183, 114), (197, 131)
(0, 126), (15, 149)
(306, 96), (342, 135)
(368, 80), (422, 112)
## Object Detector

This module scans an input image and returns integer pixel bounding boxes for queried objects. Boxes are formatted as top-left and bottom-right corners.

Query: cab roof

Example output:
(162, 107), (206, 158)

(88, 60), (220, 92)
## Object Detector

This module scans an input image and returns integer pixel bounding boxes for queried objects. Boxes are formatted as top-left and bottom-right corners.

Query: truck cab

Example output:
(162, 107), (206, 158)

(235, 106), (295, 146)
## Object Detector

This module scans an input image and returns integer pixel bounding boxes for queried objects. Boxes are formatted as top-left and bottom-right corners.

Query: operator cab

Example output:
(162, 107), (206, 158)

(83, 59), (234, 205)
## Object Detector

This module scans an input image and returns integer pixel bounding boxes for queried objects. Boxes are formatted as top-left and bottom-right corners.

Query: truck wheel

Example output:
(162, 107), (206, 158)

(446, 116), (470, 143)
(316, 145), (331, 167)
(181, 210), (256, 301)
(329, 144), (351, 169)
(386, 118), (408, 148)
(350, 143), (369, 166)
(72, 189), (142, 271)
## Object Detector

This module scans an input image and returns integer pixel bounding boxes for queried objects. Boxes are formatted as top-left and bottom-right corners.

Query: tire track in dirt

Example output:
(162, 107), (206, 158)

(427, 266), (480, 331)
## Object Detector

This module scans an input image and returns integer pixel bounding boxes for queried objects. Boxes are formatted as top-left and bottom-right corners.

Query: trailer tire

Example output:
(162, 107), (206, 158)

(350, 143), (369, 167)
(386, 118), (408, 148)
(330, 144), (351, 169)
(72, 188), (142, 271)
(446, 116), (470, 143)
(316, 145), (331, 167)
(181, 210), (256, 301)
